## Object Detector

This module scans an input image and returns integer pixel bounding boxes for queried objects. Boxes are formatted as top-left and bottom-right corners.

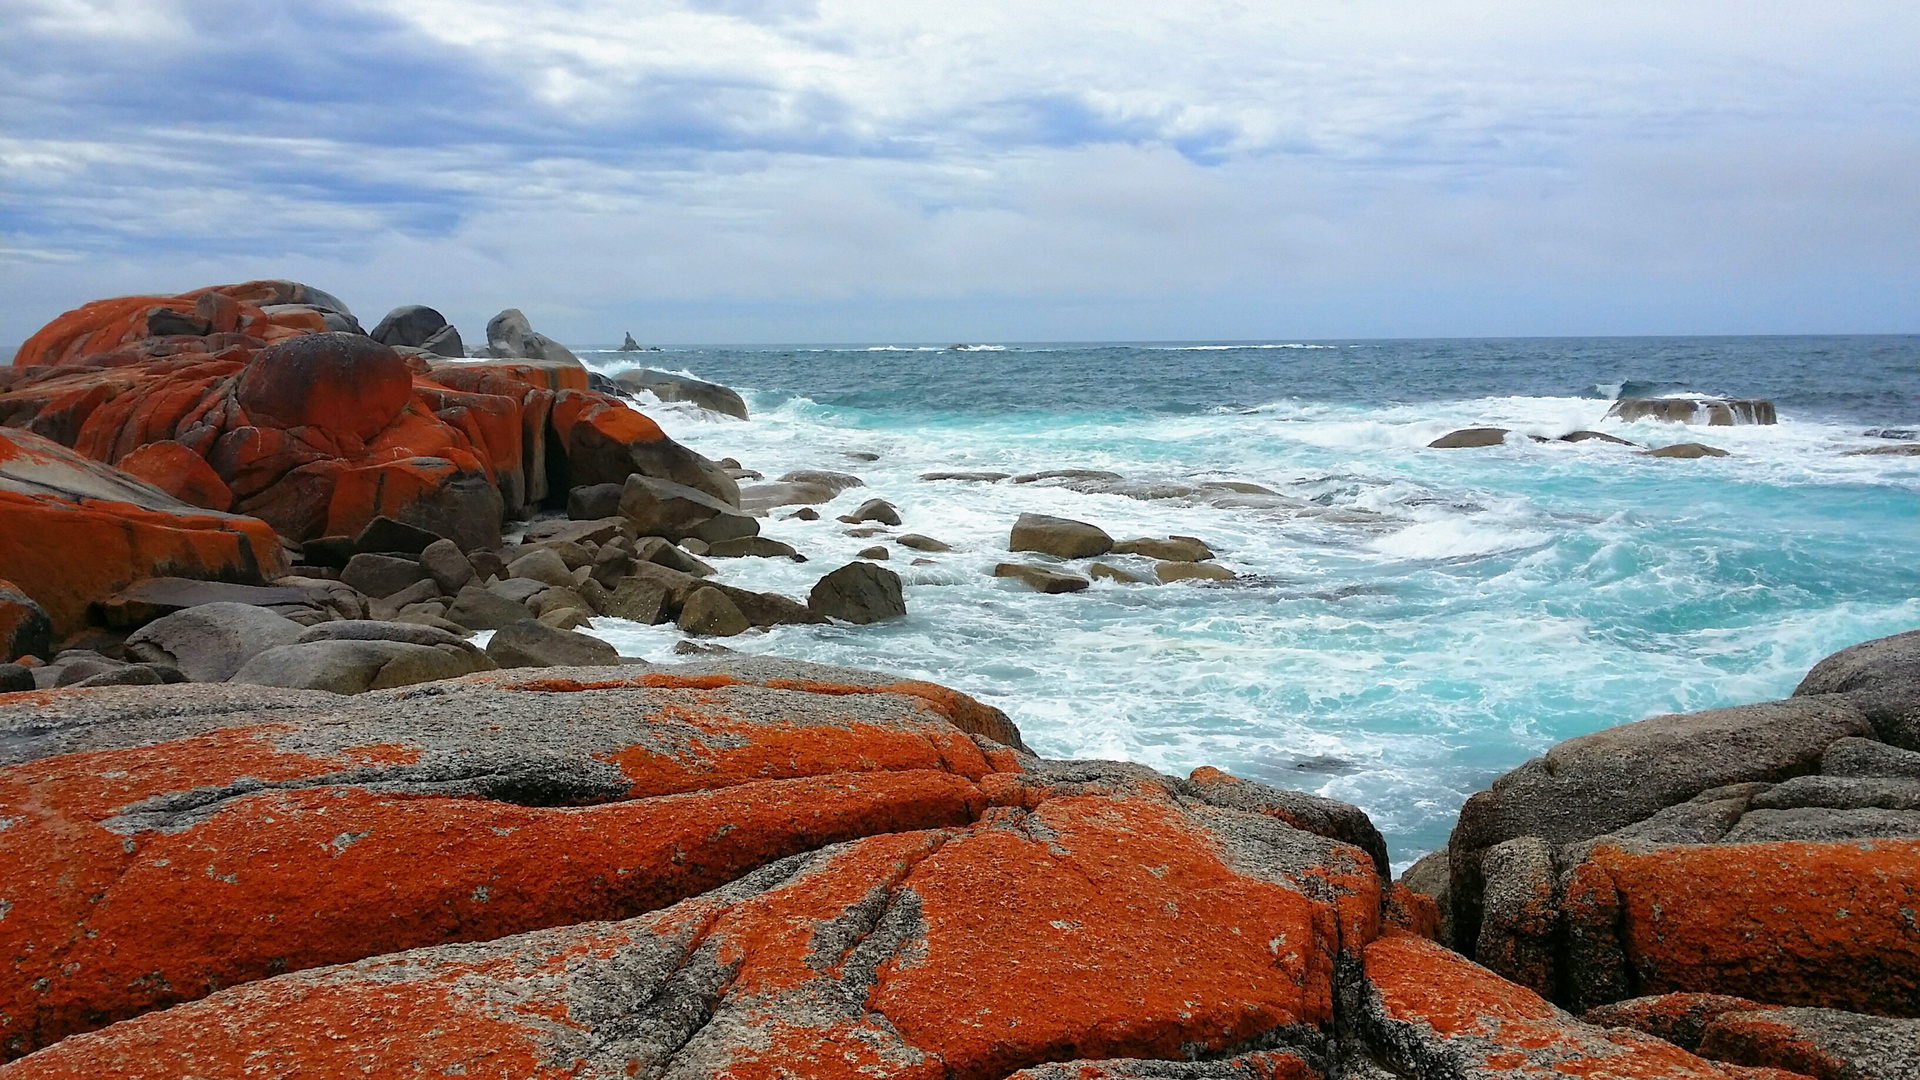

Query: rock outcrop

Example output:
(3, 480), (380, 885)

(1404, 628), (1920, 1079)
(613, 368), (749, 420)
(1608, 398), (1777, 425)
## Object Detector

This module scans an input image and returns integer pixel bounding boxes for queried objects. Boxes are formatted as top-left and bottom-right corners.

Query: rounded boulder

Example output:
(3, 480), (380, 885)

(235, 332), (412, 442)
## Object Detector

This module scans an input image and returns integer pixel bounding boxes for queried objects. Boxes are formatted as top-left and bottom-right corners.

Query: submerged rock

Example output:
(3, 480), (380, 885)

(1645, 442), (1730, 458)
(1428, 427), (1511, 448)
(996, 562), (1091, 593)
(1609, 398), (1777, 425)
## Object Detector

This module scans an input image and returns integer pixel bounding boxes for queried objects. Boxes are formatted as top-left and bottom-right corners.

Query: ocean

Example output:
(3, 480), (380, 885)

(569, 336), (1920, 870)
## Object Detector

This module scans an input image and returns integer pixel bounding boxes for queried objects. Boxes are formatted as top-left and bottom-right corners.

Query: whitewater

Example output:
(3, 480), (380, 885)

(568, 336), (1920, 868)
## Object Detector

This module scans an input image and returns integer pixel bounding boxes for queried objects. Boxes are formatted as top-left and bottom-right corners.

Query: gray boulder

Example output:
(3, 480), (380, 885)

(678, 587), (750, 636)
(839, 498), (901, 526)
(370, 305), (457, 353)
(444, 585), (535, 631)
(807, 562), (906, 624)
(705, 536), (800, 559)
(1008, 513), (1112, 559)
(739, 481), (840, 514)
(484, 618), (619, 668)
(483, 308), (582, 366)
(0, 581), (52, 662)
(896, 534), (951, 552)
(231, 638), (490, 694)
(779, 470), (864, 494)
(1607, 397), (1776, 425)
(619, 475), (758, 545)
(612, 369), (749, 420)
(1644, 442), (1729, 458)
(567, 483), (625, 521)
(418, 538), (475, 594)
(994, 563), (1091, 593)
(341, 553), (431, 599)
(124, 602), (308, 682)
(1796, 628), (1920, 749)
(0, 663), (32, 692)
(1112, 536), (1213, 562)
(1428, 428), (1510, 449)
(507, 548), (575, 587)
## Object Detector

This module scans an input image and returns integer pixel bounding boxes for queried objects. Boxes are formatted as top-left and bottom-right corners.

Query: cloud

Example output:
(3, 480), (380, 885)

(2, 0), (1917, 343)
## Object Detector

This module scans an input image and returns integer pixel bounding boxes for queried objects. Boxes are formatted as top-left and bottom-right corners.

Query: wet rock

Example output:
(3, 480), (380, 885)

(1008, 513), (1113, 559)
(1608, 398), (1776, 425)
(630, 535), (714, 577)
(1113, 536), (1213, 562)
(1646, 442), (1731, 458)
(123, 602), (307, 682)
(840, 497), (901, 525)
(1560, 430), (1637, 445)
(1845, 444), (1920, 456)
(787, 507), (821, 520)
(339, 552), (431, 599)
(859, 545), (891, 560)
(1156, 561), (1234, 583)
(620, 474), (759, 545)
(808, 561), (907, 624)
(0, 580), (53, 663)
(705, 536), (801, 559)
(612, 368), (749, 420)
(995, 563), (1091, 593)
(678, 586), (750, 636)
(483, 618), (620, 668)
(779, 469), (864, 494)
(560, 389), (741, 507)
(1090, 562), (1150, 584)
(740, 481), (839, 513)
(1012, 469), (1122, 484)
(1428, 427), (1511, 448)
(920, 470), (1011, 482)
(897, 533), (951, 552)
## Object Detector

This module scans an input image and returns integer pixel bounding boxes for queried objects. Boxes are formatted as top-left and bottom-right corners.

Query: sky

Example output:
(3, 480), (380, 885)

(3, 0), (1917, 346)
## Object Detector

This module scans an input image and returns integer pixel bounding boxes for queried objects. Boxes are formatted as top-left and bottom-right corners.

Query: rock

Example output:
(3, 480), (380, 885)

(1646, 442), (1731, 458)
(920, 471), (1011, 482)
(0, 671), (1388, 1071)
(631, 535), (714, 577)
(896, 534), (951, 552)
(522, 516), (624, 548)
(123, 602), (307, 682)
(1845, 444), (1920, 456)
(995, 563), (1091, 593)
(483, 308), (582, 366)
(1608, 398), (1777, 425)
(1560, 430), (1637, 445)
(1399, 848), (1455, 949)
(612, 368), (749, 420)
(230, 637), (491, 693)
(672, 640), (734, 656)
(678, 537), (710, 556)
(488, 576), (547, 604)
(484, 617), (620, 668)
(559, 390), (740, 506)
(601, 576), (670, 624)
(841, 497), (901, 525)
(351, 515), (444, 556)
(236, 332), (411, 443)
(678, 587), (750, 636)
(705, 536), (800, 559)
(114, 440), (233, 511)
(618, 474), (759, 545)
(1794, 629), (1920, 749)
(858, 545), (890, 560)
(1696, 1004), (1919, 1079)
(1114, 536), (1213, 562)
(0, 580), (53, 663)
(506, 547), (574, 587)
(1429, 427), (1511, 448)
(71, 662), (185, 688)
(1089, 562), (1150, 584)
(788, 507), (820, 520)
(369, 305), (458, 354)
(0, 428), (288, 636)
(0, 663), (32, 692)
(779, 469), (864, 494)
(1012, 469), (1122, 484)
(530, 586), (593, 621)
(295, 619), (490, 662)
(417, 538), (474, 593)
(618, 332), (641, 352)
(338, 552), (430, 599)
(536, 607), (591, 630)
(739, 481), (839, 513)
(443, 584), (536, 630)
(808, 561), (907, 624)
(1008, 512), (1113, 559)
(567, 482), (624, 520)
(1156, 561), (1233, 583)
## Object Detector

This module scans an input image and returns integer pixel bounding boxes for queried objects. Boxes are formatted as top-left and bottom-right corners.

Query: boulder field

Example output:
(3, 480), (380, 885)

(3, 632), (1914, 1075)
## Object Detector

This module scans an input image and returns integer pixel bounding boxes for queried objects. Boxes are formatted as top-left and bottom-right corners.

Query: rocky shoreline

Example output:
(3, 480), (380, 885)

(1, 281), (1916, 1077)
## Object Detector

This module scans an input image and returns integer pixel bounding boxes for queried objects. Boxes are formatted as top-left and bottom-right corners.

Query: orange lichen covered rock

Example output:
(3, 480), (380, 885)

(0, 664), (1386, 1074)
(1358, 931), (1771, 1078)
(1566, 839), (1920, 1016)
(113, 439), (232, 510)
(0, 428), (286, 635)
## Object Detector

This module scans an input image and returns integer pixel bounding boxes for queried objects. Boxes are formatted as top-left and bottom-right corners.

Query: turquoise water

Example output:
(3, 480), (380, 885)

(570, 338), (1920, 868)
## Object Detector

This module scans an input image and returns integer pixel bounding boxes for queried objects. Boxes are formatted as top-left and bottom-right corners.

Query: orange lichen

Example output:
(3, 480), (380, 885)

(1584, 840), (1920, 1015)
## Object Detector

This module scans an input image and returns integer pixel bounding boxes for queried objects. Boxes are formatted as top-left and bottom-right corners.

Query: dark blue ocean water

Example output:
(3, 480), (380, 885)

(572, 336), (1920, 867)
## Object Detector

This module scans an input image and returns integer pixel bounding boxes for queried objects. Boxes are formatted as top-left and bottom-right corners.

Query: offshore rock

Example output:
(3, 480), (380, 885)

(809, 560), (907, 624)
(1008, 512), (1113, 559)
(612, 367), (749, 420)
(1428, 427), (1511, 448)
(1608, 397), (1777, 425)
